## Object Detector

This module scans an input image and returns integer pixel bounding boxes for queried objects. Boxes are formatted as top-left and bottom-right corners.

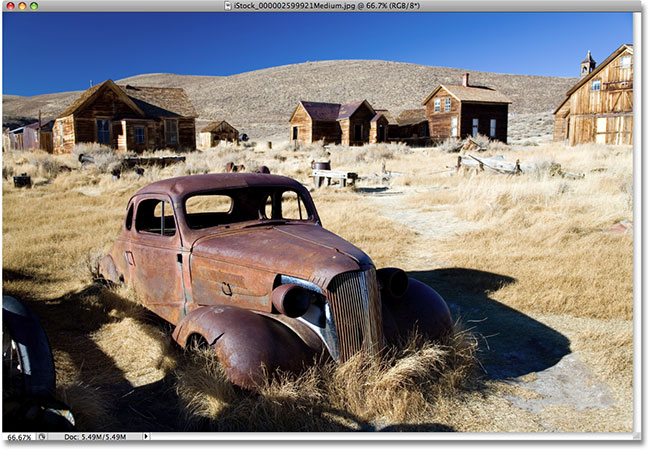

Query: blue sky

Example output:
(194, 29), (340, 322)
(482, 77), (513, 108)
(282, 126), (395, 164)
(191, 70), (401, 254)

(2, 11), (633, 96)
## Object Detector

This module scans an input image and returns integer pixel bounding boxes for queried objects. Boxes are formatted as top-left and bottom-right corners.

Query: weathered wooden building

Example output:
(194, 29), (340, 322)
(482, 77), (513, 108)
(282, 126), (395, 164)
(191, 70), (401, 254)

(422, 74), (511, 143)
(52, 79), (197, 154)
(553, 44), (633, 146)
(199, 121), (239, 147)
(289, 100), (377, 146)
(4, 120), (54, 152)
(394, 109), (430, 145)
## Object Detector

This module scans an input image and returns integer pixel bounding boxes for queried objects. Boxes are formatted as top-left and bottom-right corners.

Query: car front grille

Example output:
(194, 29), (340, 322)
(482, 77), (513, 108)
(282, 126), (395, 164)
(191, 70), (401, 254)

(326, 268), (383, 362)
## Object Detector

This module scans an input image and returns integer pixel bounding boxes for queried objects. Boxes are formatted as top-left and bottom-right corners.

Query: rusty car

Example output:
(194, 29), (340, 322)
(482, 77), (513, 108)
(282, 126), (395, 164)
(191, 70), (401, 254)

(99, 173), (452, 390)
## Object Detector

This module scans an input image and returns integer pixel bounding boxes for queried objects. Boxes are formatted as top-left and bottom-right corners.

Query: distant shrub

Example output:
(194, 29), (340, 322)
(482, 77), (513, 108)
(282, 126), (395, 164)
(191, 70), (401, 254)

(471, 134), (491, 149)
(437, 137), (462, 153)
(73, 143), (124, 174)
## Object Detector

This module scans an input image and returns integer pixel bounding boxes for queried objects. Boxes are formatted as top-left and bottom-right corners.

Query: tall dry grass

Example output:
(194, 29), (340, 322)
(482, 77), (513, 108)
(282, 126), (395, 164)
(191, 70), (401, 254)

(2, 140), (634, 432)
(175, 328), (477, 431)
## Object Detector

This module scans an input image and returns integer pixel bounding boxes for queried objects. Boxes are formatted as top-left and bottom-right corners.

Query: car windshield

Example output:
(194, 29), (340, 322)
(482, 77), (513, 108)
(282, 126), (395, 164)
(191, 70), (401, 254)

(184, 187), (313, 230)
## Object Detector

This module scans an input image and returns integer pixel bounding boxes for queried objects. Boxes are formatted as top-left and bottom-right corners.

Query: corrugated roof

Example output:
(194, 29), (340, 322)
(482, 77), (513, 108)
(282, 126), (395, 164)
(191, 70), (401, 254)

(396, 109), (427, 126)
(119, 84), (197, 118)
(300, 101), (340, 120)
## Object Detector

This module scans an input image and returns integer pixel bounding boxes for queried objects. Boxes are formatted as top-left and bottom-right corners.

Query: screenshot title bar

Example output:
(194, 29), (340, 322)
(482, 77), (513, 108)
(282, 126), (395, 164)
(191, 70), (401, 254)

(2, 0), (641, 12)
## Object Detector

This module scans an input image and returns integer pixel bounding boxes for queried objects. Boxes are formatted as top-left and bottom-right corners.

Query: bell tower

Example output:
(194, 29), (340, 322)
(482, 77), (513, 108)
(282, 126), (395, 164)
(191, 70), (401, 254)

(580, 50), (596, 78)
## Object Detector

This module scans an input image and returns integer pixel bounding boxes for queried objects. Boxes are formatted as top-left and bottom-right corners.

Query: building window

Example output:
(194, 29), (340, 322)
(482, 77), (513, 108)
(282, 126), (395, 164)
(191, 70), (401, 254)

(97, 119), (110, 144)
(292, 126), (298, 140)
(472, 119), (479, 136)
(451, 117), (458, 137)
(591, 80), (601, 91)
(621, 55), (631, 69)
(58, 122), (63, 147)
(490, 119), (497, 138)
(434, 99), (440, 113)
(165, 119), (178, 145)
(445, 97), (451, 112)
(354, 124), (363, 141)
(135, 127), (145, 144)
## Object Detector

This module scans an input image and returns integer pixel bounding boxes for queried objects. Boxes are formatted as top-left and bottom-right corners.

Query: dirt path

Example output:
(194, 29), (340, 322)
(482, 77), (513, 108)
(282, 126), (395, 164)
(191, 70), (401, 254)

(365, 188), (634, 433)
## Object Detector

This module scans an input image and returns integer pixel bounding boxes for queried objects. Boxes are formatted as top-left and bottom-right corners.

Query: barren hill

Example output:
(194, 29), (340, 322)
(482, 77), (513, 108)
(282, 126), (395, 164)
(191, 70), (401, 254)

(3, 60), (578, 140)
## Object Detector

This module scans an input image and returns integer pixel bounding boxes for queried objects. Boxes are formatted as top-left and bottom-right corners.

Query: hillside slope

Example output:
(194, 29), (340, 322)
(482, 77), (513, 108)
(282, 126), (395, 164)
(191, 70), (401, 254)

(3, 60), (577, 140)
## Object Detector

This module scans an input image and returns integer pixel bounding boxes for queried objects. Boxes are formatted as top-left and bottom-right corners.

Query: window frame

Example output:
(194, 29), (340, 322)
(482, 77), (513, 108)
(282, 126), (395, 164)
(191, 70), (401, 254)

(97, 119), (110, 144)
(490, 119), (497, 138)
(451, 116), (458, 137)
(591, 79), (601, 91)
(135, 126), (146, 144)
(165, 119), (178, 145)
(434, 98), (441, 113)
(620, 55), (631, 69)
(472, 118), (479, 137)
(135, 197), (177, 238)
(444, 97), (451, 112)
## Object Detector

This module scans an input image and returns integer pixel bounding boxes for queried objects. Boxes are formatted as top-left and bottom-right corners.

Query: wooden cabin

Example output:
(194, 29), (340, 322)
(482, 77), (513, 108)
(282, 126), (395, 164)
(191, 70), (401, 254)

(200, 121), (239, 147)
(4, 120), (54, 152)
(369, 113), (389, 144)
(52, 79), (197, 154)
(394, 109), (430, 146)
(422, 74), (511, 143)
(553, 44), (633, 146)
(289, 100), (376, 146)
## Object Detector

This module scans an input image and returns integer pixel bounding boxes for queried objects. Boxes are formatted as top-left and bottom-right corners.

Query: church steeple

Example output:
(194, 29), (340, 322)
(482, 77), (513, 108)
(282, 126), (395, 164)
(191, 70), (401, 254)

(580, 50), (596, 78)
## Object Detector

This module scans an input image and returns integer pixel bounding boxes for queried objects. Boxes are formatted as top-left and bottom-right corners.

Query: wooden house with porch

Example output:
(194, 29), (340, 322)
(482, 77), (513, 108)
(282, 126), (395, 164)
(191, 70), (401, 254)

(289, 100), (377, 146)
(553, 44), (633, 146)
(199, 121), (239, 147)
(422, 73), (511, 143)
(52, 79), (197, 154)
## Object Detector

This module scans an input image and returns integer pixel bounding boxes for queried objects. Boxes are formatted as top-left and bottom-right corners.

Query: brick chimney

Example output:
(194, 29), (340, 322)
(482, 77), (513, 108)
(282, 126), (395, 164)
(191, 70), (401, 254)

(462, 73), (469, 87)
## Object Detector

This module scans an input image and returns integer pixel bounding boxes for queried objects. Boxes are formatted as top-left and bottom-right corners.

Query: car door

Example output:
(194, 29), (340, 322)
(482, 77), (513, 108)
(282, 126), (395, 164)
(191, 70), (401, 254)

(130, 195), (186, 325)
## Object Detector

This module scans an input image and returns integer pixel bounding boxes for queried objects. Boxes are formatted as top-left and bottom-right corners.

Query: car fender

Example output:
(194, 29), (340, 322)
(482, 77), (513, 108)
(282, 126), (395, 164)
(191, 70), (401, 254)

(172, 305), (320, 390)
(381, 278), (453, 344)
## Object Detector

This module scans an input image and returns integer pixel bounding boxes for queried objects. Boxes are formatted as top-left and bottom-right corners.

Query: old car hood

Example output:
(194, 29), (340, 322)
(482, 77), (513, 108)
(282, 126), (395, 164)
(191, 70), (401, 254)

(191, 223), (373, 288)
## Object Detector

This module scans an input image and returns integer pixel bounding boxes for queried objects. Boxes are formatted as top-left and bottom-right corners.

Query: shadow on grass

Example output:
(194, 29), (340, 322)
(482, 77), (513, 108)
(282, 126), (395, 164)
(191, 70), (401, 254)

(408, 268), (571, 380)
(2, 282), (182, 431)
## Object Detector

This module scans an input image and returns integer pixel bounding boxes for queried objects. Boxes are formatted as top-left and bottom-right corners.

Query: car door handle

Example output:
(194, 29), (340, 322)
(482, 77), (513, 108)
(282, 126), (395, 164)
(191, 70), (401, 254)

(221, 282), (232, 296)
(124, 251), (135, 266)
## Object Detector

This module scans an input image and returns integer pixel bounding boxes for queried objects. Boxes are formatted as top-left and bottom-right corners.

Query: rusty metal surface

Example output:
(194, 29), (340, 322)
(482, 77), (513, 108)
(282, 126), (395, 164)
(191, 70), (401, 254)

(381, 278), (453, 344)
(103, 173), (453, 389)
(326, 268), (383, 361)
(172, 305), (320, 390)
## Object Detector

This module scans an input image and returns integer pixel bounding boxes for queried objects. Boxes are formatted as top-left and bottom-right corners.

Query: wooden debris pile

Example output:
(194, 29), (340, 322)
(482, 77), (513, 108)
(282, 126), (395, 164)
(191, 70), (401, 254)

(456, 154), (585, 179)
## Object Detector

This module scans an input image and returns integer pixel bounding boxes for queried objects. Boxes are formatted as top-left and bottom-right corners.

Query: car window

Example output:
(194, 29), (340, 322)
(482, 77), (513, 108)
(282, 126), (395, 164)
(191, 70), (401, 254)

(125, 204), (134, 231)
(185, 194), (236, 229)
(280, 191), (304, 220)
(135, 199), (176, 237)
(185, 188), (312, 229)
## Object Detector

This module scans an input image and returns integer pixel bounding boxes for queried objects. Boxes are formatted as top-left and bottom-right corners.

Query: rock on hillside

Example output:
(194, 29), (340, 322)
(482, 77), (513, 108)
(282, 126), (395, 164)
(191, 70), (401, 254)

(3, 60), (578, 140)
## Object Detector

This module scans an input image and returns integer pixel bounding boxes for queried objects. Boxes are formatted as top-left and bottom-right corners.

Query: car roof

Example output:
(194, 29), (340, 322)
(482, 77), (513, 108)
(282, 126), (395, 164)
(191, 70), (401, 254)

(133, 173), (307, 203)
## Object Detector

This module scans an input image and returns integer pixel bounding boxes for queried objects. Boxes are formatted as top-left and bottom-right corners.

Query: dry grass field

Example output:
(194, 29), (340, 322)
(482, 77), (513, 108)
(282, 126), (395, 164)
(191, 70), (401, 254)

(2, 139), (634, 433)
